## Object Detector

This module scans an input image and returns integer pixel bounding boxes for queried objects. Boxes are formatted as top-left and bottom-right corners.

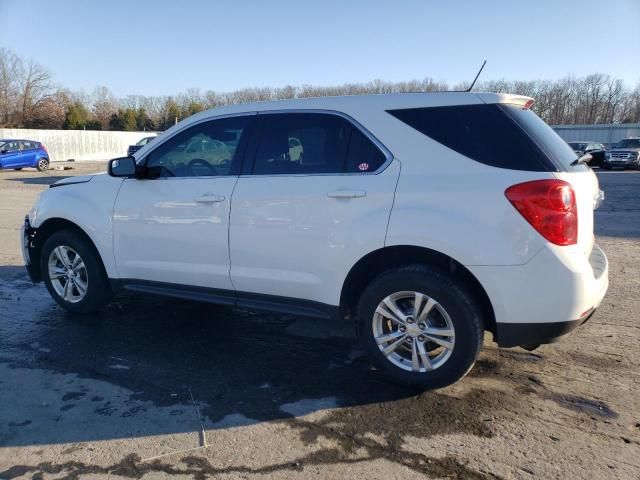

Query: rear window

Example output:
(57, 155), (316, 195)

(387, 104), (582, 172)
(502, 104), (587, 171)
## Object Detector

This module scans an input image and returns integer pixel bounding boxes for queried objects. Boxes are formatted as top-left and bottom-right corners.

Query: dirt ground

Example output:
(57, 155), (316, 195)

(0, 162), (639, 479)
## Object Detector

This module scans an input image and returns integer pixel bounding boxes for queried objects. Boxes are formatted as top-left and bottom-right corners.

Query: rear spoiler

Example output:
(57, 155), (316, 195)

(475, 93), (535, 109)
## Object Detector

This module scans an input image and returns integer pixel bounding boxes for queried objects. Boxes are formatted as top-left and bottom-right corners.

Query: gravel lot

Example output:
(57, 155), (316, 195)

(0, 162), (639, 479)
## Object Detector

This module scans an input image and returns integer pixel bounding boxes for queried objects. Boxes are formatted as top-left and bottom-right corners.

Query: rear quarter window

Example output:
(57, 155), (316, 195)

(387, 104), (575, 172)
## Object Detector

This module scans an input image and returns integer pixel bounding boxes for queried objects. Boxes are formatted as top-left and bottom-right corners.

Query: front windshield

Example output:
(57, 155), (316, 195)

(569, 142), (587, 150)
(136, 137), (153, 145)
(0, 141), (6, 149)
(615, 139), (640, 149)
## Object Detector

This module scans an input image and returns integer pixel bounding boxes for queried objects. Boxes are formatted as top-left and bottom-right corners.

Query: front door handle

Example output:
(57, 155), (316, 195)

(327, 190), (366, 199)
(195, 194), (225, 203)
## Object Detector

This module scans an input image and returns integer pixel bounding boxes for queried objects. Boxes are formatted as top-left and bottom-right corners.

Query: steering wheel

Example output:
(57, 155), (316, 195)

(187, 158), (218, 176)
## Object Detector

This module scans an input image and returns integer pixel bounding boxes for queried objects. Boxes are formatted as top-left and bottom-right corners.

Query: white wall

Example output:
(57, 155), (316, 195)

(0, 129), (157, 162)
(552, 124), (640, 144)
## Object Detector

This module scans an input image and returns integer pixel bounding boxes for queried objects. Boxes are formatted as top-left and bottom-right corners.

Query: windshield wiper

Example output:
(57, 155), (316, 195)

(570, 153), (592, 166)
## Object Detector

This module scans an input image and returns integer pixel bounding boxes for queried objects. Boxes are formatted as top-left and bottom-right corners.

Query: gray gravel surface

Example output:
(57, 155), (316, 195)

(0, 163), (639, 479)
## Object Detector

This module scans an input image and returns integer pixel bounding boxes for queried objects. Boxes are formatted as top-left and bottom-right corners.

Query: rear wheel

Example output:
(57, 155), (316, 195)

(37, 158), (49, 171)
(356, 265), (484, 389)
(40, 230), (112, 313)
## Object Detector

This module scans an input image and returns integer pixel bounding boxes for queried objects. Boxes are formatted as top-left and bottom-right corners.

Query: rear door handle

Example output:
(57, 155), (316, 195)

(195, 194), (226, 203)
(327, 190), (366, 199)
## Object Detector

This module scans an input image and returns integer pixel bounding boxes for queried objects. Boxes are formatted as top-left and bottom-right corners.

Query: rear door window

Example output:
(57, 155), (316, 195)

(388, 104), (574, 172)
(252, 113), (350, 175)
(251, 112), (389, 175)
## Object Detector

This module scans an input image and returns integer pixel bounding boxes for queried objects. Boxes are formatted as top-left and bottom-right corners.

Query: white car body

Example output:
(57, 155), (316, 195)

(23, 91), (609, 355)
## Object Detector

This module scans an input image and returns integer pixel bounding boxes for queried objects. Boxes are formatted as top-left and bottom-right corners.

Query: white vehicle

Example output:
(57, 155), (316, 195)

(21, 92), (609, 389)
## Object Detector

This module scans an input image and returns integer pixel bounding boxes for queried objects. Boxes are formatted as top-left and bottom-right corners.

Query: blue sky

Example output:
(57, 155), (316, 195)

(1, 0), (639, 97)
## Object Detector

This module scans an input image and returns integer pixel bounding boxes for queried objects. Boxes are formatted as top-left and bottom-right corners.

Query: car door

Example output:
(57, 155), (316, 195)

(0, 141), (22, 168)
(113, 114), (255, 290)
(229, 112), (400, 307)
(19, 141), (38, 166)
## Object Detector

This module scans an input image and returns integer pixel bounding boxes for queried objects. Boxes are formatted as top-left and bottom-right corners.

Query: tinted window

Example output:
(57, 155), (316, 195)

(502, 104), (587, 171)
(388, 104), (558, 172)
(253, 113), (350, 175)
(3, 141), (20, 152)
(21, 141), (36, 150)
(145, 116), (252, 177)
(346, 127), (387, 173)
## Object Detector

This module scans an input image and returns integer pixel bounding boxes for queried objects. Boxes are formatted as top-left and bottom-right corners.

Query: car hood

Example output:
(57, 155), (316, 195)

(50, 171), (111, 188)
(609, 148), (640, 153)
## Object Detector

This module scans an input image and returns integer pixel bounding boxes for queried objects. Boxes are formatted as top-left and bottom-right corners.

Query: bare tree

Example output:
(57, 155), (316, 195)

(92, 86), (118, 129)
(2, 48), (640, 130)
(14, 57), (54, 125)
(0, 48), (21, 125)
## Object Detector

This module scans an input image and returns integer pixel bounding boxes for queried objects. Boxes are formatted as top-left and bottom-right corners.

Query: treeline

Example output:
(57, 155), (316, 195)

(1, 47), (639, 131)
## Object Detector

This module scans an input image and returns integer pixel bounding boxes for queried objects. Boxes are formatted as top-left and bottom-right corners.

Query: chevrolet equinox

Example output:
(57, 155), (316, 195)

(21, 92), (609, 388)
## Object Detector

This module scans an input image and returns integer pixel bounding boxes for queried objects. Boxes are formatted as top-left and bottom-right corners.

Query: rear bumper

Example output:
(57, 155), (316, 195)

(496, 310), (595, 348)
(469, 243), (609, 348)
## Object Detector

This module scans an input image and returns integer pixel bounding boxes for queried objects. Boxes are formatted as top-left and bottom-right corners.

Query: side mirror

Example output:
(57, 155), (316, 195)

(108, 156), (137, 177)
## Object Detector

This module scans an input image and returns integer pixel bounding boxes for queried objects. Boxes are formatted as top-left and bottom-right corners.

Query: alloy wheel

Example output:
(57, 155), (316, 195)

(48, 246), (88, 303)
(372, 291), (455, 372)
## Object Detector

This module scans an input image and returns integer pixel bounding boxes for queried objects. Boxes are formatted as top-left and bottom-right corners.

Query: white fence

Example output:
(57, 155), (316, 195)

(0, 129), (157, 162)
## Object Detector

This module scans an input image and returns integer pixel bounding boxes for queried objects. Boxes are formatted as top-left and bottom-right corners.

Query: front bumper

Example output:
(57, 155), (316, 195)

(21, 216), (39, 282)
(604, 157), (640, 168)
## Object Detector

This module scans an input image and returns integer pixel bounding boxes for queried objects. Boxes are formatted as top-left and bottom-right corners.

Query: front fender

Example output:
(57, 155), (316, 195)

(30, 174), (123, 278)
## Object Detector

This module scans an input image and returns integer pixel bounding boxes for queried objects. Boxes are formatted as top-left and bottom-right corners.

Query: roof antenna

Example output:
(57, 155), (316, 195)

(466, 60), (487, 92)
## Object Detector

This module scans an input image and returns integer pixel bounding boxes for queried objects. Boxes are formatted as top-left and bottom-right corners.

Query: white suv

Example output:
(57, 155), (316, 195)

(21, 92), (609, 389)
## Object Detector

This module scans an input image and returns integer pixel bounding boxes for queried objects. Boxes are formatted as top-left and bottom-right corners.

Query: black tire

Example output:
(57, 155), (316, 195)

(36, 158), (49, 171)
(356, 265), (484, 390)
(13, 168), (23, 171)
(40, 229), (112, 314)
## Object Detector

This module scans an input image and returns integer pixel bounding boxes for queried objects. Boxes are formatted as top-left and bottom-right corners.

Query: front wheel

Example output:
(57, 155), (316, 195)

(356, 265), (484, 389)
(40, 230), (112, 313)
(37, 158), (49, 171)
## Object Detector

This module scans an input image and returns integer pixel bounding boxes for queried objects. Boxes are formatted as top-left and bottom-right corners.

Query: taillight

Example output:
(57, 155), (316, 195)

(505, 179), (577, 246)
(41, 144), (48, 153)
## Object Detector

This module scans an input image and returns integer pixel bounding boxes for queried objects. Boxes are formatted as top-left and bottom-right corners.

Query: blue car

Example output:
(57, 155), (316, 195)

(0, 139), (50, 171)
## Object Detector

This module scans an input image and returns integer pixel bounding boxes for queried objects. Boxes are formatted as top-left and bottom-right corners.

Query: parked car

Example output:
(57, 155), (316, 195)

(127, 136), (156, 156)
(603, 137), (640, 170)
(21, 93), (609, 389)
(0, 139), (49, 171)
(567, 141), (606, 168)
